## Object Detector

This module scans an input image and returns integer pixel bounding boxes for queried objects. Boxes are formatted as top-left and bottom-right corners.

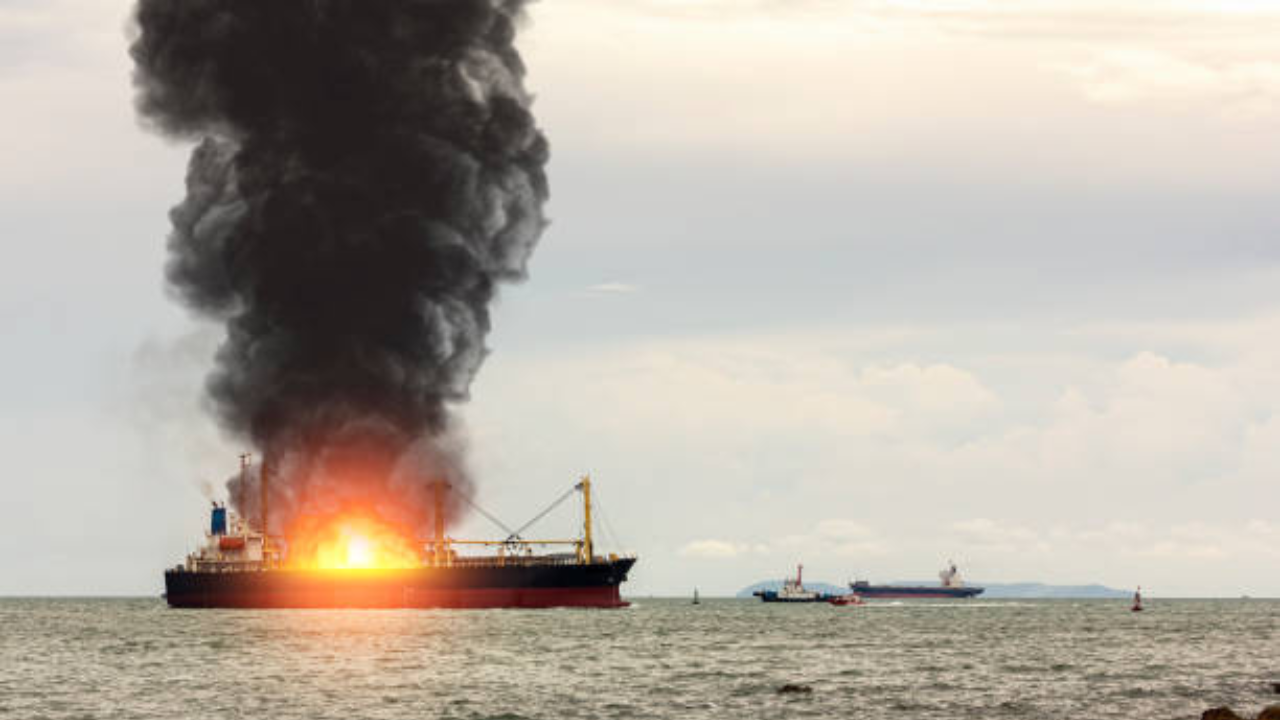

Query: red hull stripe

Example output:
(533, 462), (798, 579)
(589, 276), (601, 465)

(166, 585), (628, 609)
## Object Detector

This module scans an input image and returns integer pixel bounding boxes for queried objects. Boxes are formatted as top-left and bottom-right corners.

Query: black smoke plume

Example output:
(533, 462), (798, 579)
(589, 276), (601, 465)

(130, 1), (549, 536)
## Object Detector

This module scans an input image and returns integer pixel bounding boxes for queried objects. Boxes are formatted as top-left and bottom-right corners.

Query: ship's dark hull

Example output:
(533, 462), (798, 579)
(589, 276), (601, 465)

(852, 585), (983, 599)
(165, 558), (635, 609)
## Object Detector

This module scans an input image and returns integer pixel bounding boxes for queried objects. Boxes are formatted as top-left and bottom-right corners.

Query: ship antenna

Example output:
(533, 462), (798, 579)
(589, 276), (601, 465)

(260, 454), (271, 556)
(239, 451), (252, 510)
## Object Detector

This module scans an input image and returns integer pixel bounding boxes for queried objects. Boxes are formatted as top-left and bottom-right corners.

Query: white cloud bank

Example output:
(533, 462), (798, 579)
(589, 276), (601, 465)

(1059, 50), (1280, 120)
(678, 539), (768, 559)
(951, 517), (1280, 566)
(467, 316), (1280, 595)
(680, 519), (884, 561)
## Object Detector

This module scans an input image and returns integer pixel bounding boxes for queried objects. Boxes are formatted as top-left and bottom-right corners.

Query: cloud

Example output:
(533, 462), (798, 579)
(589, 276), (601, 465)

(679, 520), (882, 562)
(951, 518), (1051, 554)
(778, 519), (886, 558)
(574, 0), (1280, 40)
(491, 335), (999, 448)
(951, 518), (1280, 564)
(586, 282), (640, 295)
(585, 0), (1280, 19)
(813, 518), (875, 541)
(678, 539), (766, 559)
(464, 314), (1280, 593)
(0, 0), (129, 72)
(929, 345), (1280, 503)
(858, 363), (999, 420)
(1126, 521), (1280, 561)
(1058, 50), (1280, 119)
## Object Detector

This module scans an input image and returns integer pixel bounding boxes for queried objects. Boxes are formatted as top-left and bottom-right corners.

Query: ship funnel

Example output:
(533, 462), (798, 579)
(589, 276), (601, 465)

(211, 504), (227, 536)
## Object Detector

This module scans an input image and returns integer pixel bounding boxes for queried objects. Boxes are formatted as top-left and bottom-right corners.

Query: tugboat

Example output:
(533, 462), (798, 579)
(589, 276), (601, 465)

(753, 564), (833, 603)
(1131, 586), (1144, 612)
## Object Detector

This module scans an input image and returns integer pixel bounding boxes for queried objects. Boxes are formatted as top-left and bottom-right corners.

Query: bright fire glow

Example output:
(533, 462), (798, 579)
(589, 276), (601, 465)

(286, 510), (423, 570)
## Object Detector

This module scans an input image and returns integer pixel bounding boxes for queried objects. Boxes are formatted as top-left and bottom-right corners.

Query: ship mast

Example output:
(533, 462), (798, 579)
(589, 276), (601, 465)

(578, 475), (593, 564)
(260, 454), (271, 557)
(433, 480), (449, 563)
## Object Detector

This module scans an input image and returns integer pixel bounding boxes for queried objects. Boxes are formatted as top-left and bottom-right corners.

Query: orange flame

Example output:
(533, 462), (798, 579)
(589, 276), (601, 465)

(286, 509), (423, 570)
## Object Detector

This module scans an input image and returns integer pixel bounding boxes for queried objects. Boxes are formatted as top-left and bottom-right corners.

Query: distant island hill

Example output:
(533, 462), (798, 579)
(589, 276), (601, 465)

(737, 580), (1131, 599)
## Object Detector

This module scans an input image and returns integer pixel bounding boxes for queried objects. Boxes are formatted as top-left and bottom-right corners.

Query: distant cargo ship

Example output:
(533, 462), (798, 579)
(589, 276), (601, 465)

(850, 562), (984, 599)
(164, 468), (635, 609)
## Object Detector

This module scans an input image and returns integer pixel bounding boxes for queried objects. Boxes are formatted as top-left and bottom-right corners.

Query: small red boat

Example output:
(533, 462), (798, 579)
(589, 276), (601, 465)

(828, 593), (865, 606)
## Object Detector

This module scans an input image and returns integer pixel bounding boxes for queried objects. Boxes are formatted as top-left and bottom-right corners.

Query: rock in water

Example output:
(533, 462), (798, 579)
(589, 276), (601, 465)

(1257, 705), (1280, 720)
(1201, 708), (1244, 720)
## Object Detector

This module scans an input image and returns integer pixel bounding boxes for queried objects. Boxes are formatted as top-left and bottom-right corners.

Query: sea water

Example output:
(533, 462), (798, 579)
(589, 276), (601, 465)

(0, 598), (1275, 719)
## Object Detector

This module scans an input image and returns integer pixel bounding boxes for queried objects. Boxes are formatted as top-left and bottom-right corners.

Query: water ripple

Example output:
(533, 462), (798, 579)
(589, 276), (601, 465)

(0, 598), (1276, 719)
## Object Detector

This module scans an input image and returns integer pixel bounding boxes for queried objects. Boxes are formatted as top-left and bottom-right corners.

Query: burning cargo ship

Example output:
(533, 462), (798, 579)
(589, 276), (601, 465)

(165, 469), (635, 609)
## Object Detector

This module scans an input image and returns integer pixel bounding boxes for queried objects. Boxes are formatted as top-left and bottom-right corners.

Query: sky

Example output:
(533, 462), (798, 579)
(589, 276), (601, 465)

(1, 0), (1278, 597)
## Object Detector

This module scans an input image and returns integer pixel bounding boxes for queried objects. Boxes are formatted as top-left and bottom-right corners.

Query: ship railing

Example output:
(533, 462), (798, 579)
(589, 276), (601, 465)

(444, 555), (588, 568)
(180, 553), (636, 572)
(437, 552), (636, 569)
(189, 560), (270, 573)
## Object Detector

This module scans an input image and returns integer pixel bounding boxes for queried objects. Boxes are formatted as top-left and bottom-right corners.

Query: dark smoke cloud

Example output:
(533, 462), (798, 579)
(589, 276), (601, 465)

(130, 0), (549, 536)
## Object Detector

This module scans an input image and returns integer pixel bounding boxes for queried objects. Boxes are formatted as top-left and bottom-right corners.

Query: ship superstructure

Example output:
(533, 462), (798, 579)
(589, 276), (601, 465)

(181, 502), (279, 573)
(165, 468), (635, 609)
